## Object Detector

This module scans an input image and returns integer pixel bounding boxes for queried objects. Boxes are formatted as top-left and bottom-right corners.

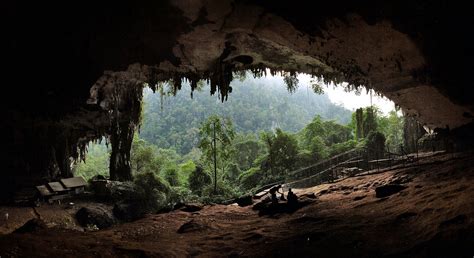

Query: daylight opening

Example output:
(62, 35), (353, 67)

(74, 71), (434, 211)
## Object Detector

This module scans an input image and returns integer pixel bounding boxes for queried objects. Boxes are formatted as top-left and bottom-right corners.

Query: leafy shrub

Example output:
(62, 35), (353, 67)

(131, 172), (170, 214)
(239, 167), (264, 191)
(296, 149), (315, 168)
(162, 165), (180, 186)
(107, 181), (137, 201)
(202, 180), (239, 198)
(179, 160), (196, 186)
(167, 186), (199, 208)
(329, 140), (357, 156)
(224, 163), (241, 182)
(188, 166), (212, 196)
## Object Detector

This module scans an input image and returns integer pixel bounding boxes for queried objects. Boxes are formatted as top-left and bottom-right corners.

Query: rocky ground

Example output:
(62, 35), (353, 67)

(0, 152), (473, 257)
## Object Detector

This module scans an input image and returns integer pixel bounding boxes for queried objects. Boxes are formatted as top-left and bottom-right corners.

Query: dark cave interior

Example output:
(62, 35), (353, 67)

(1, 2), (474, 256)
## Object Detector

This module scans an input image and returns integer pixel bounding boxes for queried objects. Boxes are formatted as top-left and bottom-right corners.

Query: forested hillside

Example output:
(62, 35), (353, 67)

(75, 74), (405, 207)
(139, 76), (351, 154)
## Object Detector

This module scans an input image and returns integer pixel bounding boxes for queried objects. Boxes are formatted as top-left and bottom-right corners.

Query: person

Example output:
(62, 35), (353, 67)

(269, 185), (282, 204)
(280, 192), (286, 201)
(287, 188), (298, 206)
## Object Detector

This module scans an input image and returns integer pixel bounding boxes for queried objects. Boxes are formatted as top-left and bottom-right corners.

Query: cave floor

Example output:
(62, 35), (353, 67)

(0, 152), (473, 257)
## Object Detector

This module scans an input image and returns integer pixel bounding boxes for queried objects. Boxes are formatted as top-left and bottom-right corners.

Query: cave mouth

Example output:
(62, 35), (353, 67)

(74, 70), (410, 202)
(4, 0), (474, 201)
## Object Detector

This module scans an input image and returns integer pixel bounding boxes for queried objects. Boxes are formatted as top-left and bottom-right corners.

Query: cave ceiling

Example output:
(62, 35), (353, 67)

(5, 1), (474, 129)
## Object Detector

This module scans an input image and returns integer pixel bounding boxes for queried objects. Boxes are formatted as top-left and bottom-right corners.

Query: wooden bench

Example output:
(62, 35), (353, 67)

(60, 177), (87, 194)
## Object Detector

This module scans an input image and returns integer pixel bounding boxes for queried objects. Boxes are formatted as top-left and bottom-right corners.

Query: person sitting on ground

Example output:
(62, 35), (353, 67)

(287, 188), (298, 206)
(269, 185), (282, 204)
(280, 192), (286, 201)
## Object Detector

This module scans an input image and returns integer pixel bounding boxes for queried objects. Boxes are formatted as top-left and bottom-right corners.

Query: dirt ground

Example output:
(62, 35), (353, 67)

(0, 152), (473, 257)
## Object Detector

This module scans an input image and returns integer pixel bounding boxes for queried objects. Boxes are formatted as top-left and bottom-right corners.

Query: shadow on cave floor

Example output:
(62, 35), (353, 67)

(0, 152), (473, 257)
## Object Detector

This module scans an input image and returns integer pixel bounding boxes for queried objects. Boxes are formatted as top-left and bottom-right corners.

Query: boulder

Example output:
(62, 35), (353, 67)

(375, 184), (407, 198)
(234, 195), (253, 207)
(180, 203), (204, 212)
(177, 219), (206, 233)
(13, 218), (48, 233)
(76, 206), (115, 229)
(113, 202), (143, 222)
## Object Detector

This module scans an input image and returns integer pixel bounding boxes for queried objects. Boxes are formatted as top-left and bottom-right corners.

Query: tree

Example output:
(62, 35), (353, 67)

(179, 160), (197, 186)
(130, 134), (157, 174)
(162, 164), (180, 186)
(366, 131), (386, 160)
(138, 76), (352, 155)
(232, 134), (264, 171)
(198, 115), (235, 194)
(363, 107), (377, 138)
(377, 111), (404, 153)
(355, 108), (364, 139)
(188, 166), (212, 196)
(260, 129), (299, 179)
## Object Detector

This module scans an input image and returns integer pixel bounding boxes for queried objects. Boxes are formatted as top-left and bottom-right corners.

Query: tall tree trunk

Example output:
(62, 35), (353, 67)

(213, 121), (217, 194)
(356, 108), (364, 139)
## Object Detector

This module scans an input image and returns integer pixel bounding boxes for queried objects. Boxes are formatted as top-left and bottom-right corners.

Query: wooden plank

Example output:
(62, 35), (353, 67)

(254, 189), (269, 199)
(36, 185), (53, 196)
(47, 182), (69, 192)
(60, 177), (87, 188)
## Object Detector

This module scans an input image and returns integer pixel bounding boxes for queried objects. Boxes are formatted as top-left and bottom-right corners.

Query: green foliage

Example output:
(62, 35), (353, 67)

(225, 163), (241, 182)
(260, 128), (300, 179)
(298, 115), (352, 161)
(282, 72), (299, 93)
(132, 172), (170, 214)
(351, 107), (404, 153)
(307, 136), (328, 159)
(188, 166), (212, 196)
(198, 115), (235, 194)
(366, 131), (386, 160)
(238, 167), (264, 191)
(139, 76), (352, 155)
(363, 107), (378, 137)
(309, 76), (325, 94)
(168, 186), (199, 207)
(295, 149), (314, 168)
(74, 142), (109, 181)
(329, 140), (357, 156)
(232, 134), (265, 171)
(181, 147), (202, 163)
(108, 181), (137, 201)
(201, 180), (240, 201)
(162, 164), (180, 186)
(131, 134), (160, 174)
(76, 75), (407, 208)
(179, 160), (196, 186)
(377, 111), (404, 153)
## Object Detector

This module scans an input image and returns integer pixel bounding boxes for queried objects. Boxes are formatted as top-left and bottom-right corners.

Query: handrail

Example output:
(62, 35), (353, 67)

(253, 145), (419, 195)
(289, 147), (361, 177)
